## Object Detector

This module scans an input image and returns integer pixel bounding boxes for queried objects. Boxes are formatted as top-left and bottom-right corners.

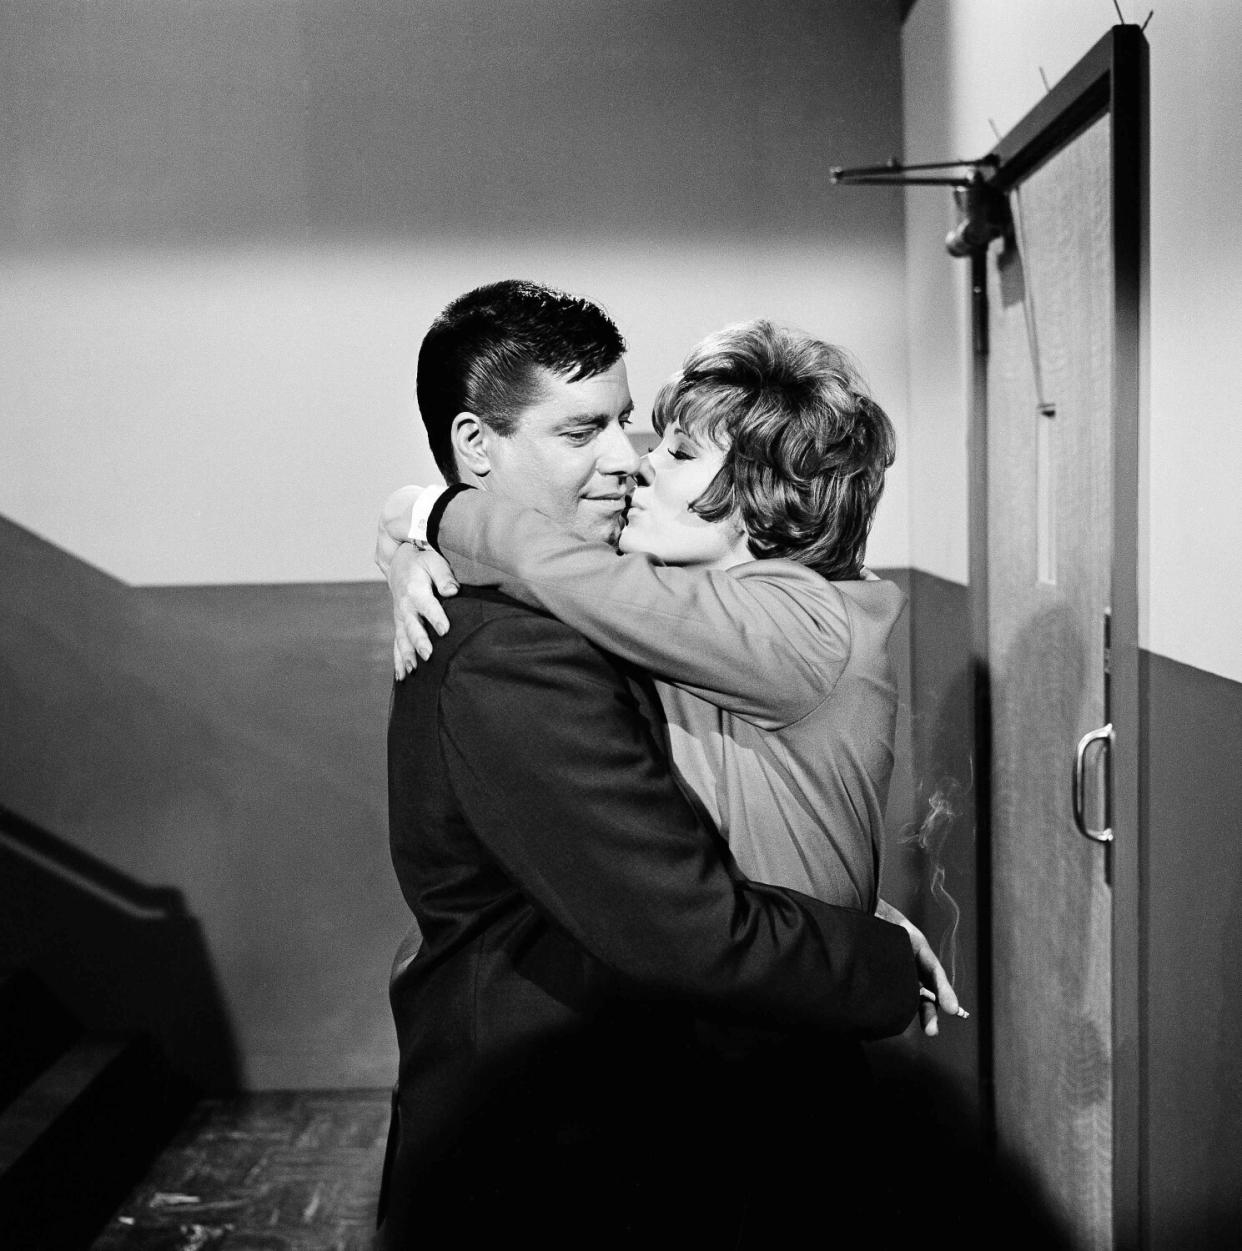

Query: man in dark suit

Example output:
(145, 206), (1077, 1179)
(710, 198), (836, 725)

(377, 280), (920, 1248)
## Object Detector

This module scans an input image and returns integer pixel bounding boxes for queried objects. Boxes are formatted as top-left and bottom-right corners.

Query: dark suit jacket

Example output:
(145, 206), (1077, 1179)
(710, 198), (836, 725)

(379, 586), (917, 1247)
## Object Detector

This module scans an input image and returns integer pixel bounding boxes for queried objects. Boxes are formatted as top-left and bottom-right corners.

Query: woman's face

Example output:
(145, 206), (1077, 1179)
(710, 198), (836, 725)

(618, 420), (752, 569)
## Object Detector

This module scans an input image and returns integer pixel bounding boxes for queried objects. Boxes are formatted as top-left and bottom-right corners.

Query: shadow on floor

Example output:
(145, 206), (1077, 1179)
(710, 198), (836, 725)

(869, 1042), (1078, 1249)
(91, 1090), (390, 1251)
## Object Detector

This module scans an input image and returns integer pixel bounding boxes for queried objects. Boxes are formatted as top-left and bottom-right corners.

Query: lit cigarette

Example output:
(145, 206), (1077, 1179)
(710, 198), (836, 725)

(919, 986), (971, 1018)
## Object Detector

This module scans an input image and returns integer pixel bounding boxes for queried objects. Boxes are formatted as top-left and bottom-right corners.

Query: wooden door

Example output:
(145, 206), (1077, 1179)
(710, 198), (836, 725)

(986, 117), (1114, 1248)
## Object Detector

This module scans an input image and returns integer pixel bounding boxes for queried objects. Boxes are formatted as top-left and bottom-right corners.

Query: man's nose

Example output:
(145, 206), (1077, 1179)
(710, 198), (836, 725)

(598, 421), (641, 478)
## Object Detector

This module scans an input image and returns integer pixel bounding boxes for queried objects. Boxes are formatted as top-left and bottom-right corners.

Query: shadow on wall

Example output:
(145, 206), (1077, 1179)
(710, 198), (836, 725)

(0, 805), (238, 1090)
(1, 0), (902, 249)
(878, 571), (981, 1106)
(0, 514), (408, 1089)
(871, 572), (1079, 1245)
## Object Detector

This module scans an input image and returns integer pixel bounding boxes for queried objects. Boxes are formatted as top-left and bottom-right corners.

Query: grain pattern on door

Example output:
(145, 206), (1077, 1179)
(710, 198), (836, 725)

(987, 114), (1113, 1249)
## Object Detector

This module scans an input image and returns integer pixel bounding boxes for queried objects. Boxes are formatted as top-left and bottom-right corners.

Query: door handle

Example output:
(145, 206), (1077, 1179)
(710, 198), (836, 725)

(1073, 722), (1114, 843)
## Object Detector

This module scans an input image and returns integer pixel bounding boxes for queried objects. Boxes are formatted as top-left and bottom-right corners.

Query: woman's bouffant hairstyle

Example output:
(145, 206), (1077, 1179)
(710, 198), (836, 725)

(652, 320), (895, 580)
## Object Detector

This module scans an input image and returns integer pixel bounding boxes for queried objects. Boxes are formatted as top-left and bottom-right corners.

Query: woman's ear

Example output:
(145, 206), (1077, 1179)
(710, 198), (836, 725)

(450, 412), (491, 479)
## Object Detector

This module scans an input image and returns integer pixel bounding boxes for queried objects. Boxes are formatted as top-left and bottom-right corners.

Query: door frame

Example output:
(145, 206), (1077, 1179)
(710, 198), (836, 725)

(967, 25), (1148, 1249)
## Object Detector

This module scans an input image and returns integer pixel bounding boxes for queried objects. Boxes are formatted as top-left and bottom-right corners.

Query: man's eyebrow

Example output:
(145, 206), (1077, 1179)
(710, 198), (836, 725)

(558, 401), (634, 427)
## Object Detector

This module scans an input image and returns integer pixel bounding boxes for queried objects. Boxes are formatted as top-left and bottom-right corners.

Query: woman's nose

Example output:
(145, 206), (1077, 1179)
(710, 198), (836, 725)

(635, 453), (653, 485)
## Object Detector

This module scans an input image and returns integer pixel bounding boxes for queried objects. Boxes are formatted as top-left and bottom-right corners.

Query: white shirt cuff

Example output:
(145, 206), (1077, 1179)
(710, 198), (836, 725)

(408, 484), (448, 549)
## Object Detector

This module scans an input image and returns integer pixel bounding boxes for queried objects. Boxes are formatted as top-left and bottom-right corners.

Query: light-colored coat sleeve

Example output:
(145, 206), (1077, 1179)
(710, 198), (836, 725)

(434, 489), (853, 731)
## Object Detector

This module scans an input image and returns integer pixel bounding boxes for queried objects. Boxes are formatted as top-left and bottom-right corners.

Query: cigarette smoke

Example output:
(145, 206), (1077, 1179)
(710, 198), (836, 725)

(902, 768), (970, 986)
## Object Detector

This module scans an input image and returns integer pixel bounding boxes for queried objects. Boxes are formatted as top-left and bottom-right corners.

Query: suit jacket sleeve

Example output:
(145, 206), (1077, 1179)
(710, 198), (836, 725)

(436, 612), (917, 1039)
(432, 489), (855, 730)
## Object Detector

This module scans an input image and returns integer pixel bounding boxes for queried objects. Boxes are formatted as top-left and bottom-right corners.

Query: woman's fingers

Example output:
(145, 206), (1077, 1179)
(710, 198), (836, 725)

(402, 588), (450, 639)
(393, 637), (415, 680)
(422, 549), (460, 601)
(395, 560), (451, 638)
(388, 544), (456, 679)
(395, 605), (434, 665)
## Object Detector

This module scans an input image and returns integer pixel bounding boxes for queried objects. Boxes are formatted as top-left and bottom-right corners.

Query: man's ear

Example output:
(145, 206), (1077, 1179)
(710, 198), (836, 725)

(450, 412), (492, 479)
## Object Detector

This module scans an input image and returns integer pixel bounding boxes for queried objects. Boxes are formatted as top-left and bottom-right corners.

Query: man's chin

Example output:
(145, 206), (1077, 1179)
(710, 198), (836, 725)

(572, 512), (626, 549)
(598, 519), (625, 549)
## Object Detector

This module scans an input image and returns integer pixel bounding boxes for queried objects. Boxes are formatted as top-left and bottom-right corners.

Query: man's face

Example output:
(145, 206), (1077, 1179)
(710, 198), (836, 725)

(479, 360), (639, 545)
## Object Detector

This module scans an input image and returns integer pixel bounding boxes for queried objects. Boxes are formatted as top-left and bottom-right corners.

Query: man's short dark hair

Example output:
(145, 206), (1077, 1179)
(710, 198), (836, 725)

(416, 279), (627, 482)
(652, 320), (895, 581)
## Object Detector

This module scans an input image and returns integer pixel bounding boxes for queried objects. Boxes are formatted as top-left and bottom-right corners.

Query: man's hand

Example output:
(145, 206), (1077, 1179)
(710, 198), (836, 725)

(876, 897), (969, 1037)
(387, 543), (459, 679)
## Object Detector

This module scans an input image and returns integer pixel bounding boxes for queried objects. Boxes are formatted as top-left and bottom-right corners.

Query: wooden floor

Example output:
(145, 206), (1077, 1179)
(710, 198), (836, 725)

(91, 1090), (390, 1250)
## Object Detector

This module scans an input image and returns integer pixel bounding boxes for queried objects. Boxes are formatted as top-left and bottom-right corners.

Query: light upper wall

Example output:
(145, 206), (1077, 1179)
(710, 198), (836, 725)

(0, 0), (911, 584)
(903, 0), (1242, 683)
